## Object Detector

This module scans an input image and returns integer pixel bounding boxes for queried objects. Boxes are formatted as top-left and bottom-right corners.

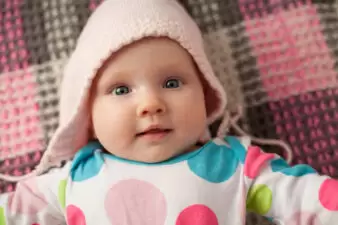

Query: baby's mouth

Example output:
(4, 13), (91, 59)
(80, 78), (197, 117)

(136, 128), (172, 137)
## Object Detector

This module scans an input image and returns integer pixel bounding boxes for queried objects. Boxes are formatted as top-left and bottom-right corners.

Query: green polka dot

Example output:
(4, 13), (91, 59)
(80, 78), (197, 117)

(246, 184), (272, 215)
(58, 179), (67, 209)
(0, 206), (6, 225)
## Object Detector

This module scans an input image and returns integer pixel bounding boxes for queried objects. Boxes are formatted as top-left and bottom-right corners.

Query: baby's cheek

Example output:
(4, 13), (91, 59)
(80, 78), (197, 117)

(93, 110), (133, 142)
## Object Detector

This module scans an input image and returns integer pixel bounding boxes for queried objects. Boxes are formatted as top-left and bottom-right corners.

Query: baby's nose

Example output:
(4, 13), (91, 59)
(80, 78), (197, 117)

(137, 92), (166, 117)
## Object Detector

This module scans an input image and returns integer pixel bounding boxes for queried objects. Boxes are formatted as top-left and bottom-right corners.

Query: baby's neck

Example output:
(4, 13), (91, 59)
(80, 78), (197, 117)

(181, 142), (204, 155)
(93, 139), (205, 162)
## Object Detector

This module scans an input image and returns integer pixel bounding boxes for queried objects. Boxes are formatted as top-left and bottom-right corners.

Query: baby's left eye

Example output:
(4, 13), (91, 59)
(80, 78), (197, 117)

(164, 78), (182, 89)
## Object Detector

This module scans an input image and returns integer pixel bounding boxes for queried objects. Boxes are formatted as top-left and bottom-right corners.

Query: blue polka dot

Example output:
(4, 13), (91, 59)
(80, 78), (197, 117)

(271, 158), (316, 176)
(70, 141), (105, 182)
(225, 136), (246, 163)
(188, 141), (239, 183)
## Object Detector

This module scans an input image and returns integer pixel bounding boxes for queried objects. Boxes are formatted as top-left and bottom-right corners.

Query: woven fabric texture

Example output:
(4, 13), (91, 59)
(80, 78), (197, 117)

(2, 0), (338, 224)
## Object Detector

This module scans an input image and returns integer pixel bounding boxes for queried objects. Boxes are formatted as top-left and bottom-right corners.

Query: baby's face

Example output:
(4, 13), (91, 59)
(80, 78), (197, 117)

(90, 38), (207, 163)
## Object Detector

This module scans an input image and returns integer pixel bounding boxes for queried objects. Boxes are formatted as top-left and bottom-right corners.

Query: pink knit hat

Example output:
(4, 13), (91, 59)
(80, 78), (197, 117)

(1, 0), (227, 181)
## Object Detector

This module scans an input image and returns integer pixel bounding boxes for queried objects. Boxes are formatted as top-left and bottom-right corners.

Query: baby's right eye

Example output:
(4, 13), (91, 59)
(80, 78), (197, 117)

(112, 86), (130, 96)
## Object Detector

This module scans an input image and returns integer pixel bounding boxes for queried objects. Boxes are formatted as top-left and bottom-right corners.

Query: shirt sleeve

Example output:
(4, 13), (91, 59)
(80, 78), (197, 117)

(225, 136), (338, 224)
(0, 162), (71, 225)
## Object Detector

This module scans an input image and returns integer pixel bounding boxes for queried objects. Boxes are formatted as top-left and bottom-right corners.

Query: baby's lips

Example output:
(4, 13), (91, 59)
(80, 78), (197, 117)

(136, 128), (172, 136)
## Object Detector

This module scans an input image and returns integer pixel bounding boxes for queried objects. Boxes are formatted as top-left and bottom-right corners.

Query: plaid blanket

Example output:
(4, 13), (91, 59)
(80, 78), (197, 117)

(2, 0), (338, 224)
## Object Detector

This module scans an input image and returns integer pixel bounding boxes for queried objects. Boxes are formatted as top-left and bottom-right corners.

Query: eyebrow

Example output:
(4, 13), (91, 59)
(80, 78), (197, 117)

(95, 58), (196, 91)
(95, 70), (128, 94)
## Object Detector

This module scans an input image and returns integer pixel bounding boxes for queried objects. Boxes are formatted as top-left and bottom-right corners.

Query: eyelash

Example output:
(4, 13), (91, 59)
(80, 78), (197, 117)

(106, 83), (127, 95)
(108, 76), (185, 95)
(163, 77), (183, 88)
(107, 83), (130, 96)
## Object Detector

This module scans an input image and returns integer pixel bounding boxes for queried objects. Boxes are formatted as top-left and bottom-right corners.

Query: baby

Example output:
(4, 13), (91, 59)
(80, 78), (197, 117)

(0, 0), (338, 224)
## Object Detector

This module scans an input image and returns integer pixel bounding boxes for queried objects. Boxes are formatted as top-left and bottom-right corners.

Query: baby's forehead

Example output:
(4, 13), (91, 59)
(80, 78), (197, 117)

(92, 38), (198, 83)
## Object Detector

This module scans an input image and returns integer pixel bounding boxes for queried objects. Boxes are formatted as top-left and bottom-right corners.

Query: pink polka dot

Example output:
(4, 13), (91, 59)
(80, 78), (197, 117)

(66, 205), (86, 225)
(319, 178), (338, 211)
(8, 179), (48, 214)
(32, 214), (60, 225)
(105, 179), (167, 225)
(176, 204), (218, 225)
(244, 146), (275, 179)
(285, 211), (322, 225)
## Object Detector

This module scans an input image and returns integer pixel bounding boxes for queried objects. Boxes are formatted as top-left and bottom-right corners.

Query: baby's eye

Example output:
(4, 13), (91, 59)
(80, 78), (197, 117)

(112, 86), (130, 95)
(164, 78), (182, 89)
